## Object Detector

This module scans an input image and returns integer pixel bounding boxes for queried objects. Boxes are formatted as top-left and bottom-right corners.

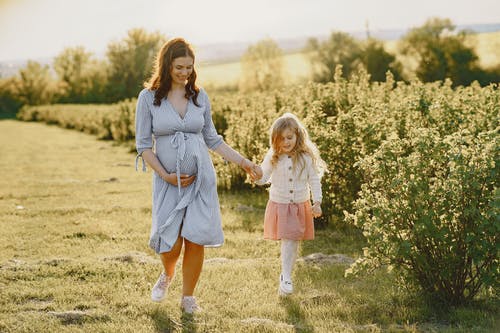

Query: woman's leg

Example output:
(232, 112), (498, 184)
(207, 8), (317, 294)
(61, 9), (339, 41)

(182, 239), (205, 296)
(159, 236), (183, 279)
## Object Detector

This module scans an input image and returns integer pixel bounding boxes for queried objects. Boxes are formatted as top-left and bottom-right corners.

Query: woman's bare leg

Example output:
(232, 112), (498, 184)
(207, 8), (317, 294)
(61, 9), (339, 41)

(159, 236), (183, 279)
(182, 239), (204, 296)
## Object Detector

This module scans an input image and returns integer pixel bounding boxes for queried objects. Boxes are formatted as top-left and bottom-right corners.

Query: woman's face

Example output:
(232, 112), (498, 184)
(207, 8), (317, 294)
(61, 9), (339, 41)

(279, 127), (297, 154)
(170, 56), (194, 86)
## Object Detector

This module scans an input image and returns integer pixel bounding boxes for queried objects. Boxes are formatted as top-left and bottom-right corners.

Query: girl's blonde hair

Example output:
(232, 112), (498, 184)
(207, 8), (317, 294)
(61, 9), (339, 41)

(270, 112), (327, 177)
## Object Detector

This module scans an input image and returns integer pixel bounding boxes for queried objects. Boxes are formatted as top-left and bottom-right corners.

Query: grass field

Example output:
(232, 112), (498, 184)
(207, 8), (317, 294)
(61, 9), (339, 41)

(0, 120), (498, 332)
(198, 31), (500, 89)
(467, 31), (500, 68)
(198, 52), (312, 89)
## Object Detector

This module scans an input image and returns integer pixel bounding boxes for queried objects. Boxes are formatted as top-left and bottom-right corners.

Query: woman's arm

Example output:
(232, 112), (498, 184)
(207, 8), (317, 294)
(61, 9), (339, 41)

(140, 149), (195, 187)
(214, 143), (262, 180)
(135, 90), (194, 187)
(199, 89), (261, 180)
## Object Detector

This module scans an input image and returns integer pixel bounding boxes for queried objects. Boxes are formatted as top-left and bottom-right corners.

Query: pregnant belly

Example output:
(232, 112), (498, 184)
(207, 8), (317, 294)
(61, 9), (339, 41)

(156, 137), (198, 175)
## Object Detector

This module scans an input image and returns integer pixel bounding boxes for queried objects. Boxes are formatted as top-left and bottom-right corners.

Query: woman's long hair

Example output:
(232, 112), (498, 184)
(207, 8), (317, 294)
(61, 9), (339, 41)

(270, 112), (327, 178)
(145, 38), (200, 106)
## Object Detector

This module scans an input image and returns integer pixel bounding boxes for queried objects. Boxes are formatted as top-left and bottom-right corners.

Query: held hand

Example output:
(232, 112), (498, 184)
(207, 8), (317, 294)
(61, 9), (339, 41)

(253, 165), (263, 180)
(163, 173), (196, 187)
(312, 202), (322, 218)
(241, 159), (262, 181)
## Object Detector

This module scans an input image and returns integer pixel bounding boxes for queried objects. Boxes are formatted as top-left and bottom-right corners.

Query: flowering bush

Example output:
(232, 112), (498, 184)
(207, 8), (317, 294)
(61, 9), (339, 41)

(345, 128), (499, 304)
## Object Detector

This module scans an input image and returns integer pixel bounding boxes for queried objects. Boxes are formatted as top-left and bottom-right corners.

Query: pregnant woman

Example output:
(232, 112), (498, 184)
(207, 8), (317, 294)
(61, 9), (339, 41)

(135, 38), (261, 313)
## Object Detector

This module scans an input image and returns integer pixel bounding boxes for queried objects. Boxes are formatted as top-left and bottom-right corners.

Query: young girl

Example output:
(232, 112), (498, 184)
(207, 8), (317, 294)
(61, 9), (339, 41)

(255, 112), (326, 296)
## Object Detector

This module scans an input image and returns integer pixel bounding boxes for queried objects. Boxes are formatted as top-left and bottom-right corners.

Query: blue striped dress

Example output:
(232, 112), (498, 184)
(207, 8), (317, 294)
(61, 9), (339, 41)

(135, 88), (224, 253)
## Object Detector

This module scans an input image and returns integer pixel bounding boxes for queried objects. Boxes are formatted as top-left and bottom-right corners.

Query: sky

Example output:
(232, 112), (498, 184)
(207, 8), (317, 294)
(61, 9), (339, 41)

(0, 0), (499, 62)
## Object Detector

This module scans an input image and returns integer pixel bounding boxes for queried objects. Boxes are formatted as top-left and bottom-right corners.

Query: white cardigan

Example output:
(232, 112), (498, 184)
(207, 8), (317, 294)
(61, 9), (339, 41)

(256, 149), (322, 204)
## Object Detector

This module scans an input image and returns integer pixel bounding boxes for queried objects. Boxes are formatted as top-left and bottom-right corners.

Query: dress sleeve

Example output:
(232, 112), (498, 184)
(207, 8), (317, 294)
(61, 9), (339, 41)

(306, 155), (323, 203)
(135, 89), (153, 155)
(255, 149), (274, 185)
(200, 90), (224, 150)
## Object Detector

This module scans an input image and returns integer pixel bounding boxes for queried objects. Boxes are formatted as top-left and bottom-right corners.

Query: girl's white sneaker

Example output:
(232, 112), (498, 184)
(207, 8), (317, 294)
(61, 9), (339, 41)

(279, 274), (293, 296)
(181, 296), (201, 314)
(151, 272), (170, 302)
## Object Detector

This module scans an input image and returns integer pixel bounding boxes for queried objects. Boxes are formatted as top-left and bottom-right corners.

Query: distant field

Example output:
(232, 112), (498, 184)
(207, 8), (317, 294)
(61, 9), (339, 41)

(468, 31), (500, 68)
(198, 52), (312, 88)
(198, 31), (500, 88)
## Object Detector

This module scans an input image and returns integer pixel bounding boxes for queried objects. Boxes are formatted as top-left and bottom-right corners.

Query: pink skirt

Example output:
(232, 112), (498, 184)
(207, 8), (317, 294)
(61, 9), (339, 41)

(263, 200), (314, 240)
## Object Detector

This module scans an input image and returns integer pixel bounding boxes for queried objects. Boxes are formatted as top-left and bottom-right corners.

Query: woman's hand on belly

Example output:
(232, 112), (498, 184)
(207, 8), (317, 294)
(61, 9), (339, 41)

(162, 173), (196, 187)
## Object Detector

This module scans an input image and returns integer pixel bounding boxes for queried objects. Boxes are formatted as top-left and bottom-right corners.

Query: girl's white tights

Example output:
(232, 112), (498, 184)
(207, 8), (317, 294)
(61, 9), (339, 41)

(281, 239), (299, 281)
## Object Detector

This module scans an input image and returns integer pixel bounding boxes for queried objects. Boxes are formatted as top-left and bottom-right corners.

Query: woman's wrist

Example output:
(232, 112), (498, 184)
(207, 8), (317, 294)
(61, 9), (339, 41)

(159, 172), (171, 183)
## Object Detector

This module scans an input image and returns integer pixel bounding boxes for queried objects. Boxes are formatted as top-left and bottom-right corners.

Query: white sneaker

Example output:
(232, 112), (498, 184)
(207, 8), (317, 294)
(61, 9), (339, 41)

(279, 274), (293, 296)
(151, 272), (170, 302)
(181, 296), (201, 314)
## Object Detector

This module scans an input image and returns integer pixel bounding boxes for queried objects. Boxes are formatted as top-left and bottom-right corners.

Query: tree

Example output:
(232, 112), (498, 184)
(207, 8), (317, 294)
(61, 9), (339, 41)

(53, 46), (107, 103)
(0, 77), (22, 117)
(400, 17), (480, 86)
(239, 38), (285, 92)
(14, 61), (61, 105)
(307, 31), (362, 82)
(361, 39), (403, 82)
(106, 28), (166, 101)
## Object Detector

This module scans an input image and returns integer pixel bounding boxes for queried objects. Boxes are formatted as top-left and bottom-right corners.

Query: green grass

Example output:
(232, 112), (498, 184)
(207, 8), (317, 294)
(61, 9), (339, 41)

(0, 120), (498, 332)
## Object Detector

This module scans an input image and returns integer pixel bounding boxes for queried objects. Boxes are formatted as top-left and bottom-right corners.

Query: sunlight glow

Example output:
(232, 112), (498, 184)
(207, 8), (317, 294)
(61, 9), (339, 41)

(0, 0), (499, 61)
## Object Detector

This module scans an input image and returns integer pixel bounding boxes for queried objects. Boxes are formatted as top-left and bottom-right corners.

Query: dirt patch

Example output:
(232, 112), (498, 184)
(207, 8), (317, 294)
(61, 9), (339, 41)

(102, 251), (159, 265)
(298, 252), (354, 265)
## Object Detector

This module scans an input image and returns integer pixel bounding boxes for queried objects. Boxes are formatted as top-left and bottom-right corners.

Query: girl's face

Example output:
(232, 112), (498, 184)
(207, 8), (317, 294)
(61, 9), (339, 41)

(279, 128), (297, 154)
(170, 56), (194, 86)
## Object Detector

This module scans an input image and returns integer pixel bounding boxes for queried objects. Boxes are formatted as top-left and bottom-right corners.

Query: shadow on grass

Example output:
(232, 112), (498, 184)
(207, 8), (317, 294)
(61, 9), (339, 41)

(279, 296), (315, 333)
(149, 307), (183, 333)
(180, 312), (197, 333)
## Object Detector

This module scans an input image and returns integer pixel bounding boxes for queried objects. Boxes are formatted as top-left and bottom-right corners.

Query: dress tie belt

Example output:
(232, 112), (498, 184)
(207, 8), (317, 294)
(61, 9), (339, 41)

(171, 131), (187, 196)
(135, 154), (147, 172)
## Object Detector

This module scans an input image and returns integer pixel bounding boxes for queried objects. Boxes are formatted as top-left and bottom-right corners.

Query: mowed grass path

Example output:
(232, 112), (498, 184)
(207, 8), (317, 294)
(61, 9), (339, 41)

(0, 120), (497, 332)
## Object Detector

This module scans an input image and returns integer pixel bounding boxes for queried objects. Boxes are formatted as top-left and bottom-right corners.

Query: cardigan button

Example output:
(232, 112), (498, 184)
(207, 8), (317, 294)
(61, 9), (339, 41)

(289, 178), (293, 182)
(290, 199), (294, 203)
(288, 166), (292, 170)
(289, 190), (293, 193)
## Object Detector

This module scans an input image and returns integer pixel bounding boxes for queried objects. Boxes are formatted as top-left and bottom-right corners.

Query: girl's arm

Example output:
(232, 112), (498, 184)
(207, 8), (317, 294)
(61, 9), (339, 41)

(306, 156), (323, 204)
(306, 156), (323, 217)
(255, 150), (273, 185)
